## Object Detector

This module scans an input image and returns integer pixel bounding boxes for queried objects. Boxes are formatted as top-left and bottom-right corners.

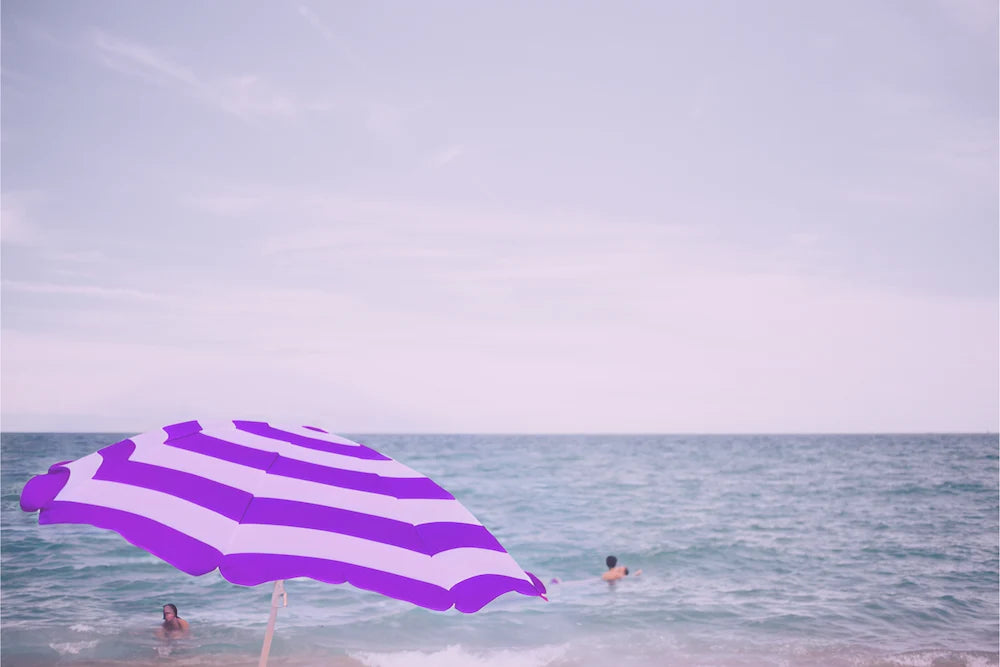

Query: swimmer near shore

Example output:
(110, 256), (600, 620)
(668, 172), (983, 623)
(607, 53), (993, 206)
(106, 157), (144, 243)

(602, 555), (641, 582)
(156, 603), (190, 639)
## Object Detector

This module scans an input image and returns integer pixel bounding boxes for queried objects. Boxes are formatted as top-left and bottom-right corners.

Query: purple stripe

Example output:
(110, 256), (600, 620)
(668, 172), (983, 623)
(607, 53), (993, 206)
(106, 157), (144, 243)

(94, 440), (252, 521)
(218, 553), (546, 612)
(451, 573), (547, 613)
(20, 463), (71, 512)
(415, 521), (505, 554)
(163, 420), (204, 441)
(166, 432), (277, 470)
(525, 570), (547, 596)
(38, 501), (223, 576)
(234, 421), (389, 460)
(244, 499), (504, 555)
(302, 425), (327, 433)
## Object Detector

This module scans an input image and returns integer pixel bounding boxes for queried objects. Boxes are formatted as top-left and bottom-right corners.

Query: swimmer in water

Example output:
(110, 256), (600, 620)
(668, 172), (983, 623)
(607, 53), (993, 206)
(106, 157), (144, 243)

(601, 555), (641, 581)
(156, 603), (190, 639)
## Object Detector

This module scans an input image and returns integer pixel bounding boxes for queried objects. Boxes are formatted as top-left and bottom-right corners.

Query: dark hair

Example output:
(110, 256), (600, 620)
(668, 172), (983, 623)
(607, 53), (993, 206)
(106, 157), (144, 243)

(163, 604), (179, 620)
(605, 555), (617, 569)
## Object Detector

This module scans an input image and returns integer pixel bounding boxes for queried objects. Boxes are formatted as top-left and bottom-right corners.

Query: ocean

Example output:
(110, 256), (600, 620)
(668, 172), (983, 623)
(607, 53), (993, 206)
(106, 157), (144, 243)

(1, 432), (997, 667)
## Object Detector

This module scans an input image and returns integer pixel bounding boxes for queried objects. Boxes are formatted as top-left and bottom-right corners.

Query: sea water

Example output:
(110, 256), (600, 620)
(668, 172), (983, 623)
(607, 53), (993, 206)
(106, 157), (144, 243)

(1, 433), (997, 666)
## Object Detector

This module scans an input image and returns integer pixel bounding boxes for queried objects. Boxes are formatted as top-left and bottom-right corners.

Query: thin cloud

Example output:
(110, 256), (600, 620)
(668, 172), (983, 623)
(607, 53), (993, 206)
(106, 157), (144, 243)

(2, 279), (163, 301)
(1, 191), (45, 246)
(249, 193), (697, 259)
(688, 78), (713, 121)
(427, 145), (465, 168)
(365, 103), (407, 142)
(183, 193), (268, 217)
(364, 99), (431, 143)
(296, 5), (363, 66)
(219, 75), (297, 118)
(92, 31), (301, 120)
(43, 250), (106, 263)
(93, 31), (200, 89)
(249, 198), (717, 303)
(933, 0), (999, 35)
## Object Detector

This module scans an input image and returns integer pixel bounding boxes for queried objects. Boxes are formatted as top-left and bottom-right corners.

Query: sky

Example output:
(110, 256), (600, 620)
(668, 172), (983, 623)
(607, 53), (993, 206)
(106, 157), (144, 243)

(2, 1), (997, 433)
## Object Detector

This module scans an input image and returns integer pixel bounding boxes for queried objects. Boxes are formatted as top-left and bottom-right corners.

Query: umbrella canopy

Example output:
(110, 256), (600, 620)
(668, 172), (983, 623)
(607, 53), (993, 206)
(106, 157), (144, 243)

(20, 419), (546, 620)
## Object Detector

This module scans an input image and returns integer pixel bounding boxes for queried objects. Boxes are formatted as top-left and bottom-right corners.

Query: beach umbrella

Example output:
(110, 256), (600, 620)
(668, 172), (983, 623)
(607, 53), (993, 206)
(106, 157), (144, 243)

(19, 419), (547, 665)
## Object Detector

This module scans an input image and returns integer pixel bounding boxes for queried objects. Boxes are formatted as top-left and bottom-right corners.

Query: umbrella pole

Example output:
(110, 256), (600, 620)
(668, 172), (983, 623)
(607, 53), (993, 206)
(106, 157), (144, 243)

(258, 579), (287, 667)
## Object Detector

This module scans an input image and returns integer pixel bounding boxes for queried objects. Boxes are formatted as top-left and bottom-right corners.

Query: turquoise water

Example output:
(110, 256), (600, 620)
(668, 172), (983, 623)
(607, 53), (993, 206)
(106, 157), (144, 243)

(2, 433), (997, 666)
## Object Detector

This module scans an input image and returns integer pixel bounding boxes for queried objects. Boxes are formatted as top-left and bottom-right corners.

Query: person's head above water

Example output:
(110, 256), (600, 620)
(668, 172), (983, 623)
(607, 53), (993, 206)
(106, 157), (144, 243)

(606, 555), (618, 569)
(158, 602), (190, 639)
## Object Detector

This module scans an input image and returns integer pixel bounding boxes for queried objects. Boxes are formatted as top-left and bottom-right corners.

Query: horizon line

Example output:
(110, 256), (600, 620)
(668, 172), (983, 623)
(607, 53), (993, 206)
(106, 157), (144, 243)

(1, 429), (996, 437)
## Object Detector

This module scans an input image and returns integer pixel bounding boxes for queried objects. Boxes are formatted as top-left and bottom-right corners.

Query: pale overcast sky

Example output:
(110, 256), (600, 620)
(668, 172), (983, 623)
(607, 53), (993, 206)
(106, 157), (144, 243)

(2, 1), (997, 433)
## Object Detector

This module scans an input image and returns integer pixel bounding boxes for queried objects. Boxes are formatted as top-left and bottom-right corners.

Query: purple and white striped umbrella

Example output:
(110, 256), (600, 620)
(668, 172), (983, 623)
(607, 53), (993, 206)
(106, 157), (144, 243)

(20, 420), (546, 661)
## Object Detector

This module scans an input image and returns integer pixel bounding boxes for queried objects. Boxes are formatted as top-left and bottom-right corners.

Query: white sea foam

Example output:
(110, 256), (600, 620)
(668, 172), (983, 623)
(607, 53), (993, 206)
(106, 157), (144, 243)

(865, 650), (1000, 667)
(352, 643), (569, 667)
(49, 639), (98, 655)
(69, 622), (120, 635)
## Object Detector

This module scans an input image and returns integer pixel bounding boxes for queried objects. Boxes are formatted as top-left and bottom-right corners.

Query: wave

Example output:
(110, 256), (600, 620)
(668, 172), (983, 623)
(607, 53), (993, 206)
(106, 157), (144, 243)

(864, 649), (998, 667)
(351, 643), (569, 667)
(49, 639), (98, 655)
